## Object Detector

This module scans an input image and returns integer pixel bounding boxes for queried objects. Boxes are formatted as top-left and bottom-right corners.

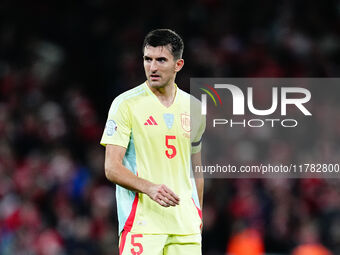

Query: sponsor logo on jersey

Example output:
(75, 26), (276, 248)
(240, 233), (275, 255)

(144, 116), (158, 126)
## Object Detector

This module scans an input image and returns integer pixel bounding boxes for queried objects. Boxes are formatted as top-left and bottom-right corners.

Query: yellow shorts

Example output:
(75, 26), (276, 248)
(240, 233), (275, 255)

(119, 230), (202, 255)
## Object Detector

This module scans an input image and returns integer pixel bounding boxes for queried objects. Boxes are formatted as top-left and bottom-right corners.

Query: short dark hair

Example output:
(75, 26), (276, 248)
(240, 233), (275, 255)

(143, 29), (184, 59)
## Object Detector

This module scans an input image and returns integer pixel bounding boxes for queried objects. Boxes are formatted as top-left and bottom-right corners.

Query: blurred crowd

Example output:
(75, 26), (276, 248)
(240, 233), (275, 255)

(1, 0), (340, 254)
(0, 45), (116, 254)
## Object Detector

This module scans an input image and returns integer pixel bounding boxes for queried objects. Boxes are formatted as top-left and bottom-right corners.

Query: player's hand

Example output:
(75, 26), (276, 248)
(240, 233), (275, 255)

(146, 184), (180, 207)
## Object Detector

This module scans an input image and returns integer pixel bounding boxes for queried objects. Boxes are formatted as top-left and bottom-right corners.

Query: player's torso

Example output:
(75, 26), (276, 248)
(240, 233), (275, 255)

(127, 85), (192, 190)
(124, 84), (202, 234)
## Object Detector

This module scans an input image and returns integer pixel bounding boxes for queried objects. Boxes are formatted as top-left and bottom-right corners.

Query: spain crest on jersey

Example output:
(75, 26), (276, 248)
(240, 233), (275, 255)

(180, 113), (191, 132)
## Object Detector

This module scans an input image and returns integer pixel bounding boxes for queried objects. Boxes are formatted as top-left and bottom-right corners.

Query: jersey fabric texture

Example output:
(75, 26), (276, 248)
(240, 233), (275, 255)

(100, 82), (205, 235)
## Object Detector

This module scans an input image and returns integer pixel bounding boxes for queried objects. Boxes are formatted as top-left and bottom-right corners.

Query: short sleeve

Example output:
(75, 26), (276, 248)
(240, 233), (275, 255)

(100, 98), (131, 148)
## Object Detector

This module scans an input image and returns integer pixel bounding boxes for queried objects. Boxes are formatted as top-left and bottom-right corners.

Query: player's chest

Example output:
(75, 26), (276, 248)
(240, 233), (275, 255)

(130, 110), (191, 140)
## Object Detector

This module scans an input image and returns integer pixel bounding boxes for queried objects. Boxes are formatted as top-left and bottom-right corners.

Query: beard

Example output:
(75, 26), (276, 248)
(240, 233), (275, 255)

(147, 76), (172, 89)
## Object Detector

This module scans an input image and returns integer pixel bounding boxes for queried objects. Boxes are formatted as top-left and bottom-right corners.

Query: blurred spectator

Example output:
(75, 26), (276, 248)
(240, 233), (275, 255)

(226, 223), (264, 255)
(291, 221), (332, 255)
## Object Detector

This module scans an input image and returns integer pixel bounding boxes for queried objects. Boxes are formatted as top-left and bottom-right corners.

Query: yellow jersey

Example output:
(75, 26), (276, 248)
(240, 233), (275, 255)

(101, 82), (205, 235)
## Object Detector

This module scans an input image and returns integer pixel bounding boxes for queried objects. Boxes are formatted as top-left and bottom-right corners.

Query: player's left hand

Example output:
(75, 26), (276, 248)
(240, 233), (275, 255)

(146, 184), (180, 207)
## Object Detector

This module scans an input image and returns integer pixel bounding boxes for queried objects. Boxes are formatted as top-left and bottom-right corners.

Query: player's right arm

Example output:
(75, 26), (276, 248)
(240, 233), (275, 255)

(104, 144), (180, 207)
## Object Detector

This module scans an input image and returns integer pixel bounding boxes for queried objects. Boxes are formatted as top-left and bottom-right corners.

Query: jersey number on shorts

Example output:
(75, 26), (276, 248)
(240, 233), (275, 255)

(131, 234), (143, 255)
(165, 135), (177, 159)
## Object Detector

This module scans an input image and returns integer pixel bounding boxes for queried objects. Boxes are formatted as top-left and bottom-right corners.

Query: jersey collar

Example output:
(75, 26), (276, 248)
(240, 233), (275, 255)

(144, 81), (179, 109)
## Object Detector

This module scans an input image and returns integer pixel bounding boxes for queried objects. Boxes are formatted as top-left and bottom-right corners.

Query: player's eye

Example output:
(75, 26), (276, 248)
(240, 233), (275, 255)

(157, 58), (167, 63)
(144, 56), (152, 62)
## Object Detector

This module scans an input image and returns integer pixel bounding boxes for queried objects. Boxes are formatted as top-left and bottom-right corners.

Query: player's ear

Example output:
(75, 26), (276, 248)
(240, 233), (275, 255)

(175, 59), (184, 73)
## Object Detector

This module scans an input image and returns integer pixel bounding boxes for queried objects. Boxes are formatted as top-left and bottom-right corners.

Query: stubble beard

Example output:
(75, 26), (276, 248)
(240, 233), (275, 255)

(148, 76), (173, 89)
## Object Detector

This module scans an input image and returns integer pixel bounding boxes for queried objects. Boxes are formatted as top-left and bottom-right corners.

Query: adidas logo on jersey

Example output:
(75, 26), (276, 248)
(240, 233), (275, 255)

(144, 116), (158, 126)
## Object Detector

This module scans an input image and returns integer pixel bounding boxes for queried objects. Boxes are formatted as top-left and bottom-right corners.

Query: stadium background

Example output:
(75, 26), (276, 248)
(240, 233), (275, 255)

(1, 0), (340, 254)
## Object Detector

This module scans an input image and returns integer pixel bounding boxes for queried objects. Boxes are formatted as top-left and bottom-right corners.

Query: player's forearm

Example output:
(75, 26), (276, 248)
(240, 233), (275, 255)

(192, 151), (204, 209)
(195, 178), (204, 209)
(105, 162), (152, 194)
(105, 162), (180, 207)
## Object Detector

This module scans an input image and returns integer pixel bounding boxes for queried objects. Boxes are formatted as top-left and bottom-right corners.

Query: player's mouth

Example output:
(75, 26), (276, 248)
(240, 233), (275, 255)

(150, 74), (161, 81)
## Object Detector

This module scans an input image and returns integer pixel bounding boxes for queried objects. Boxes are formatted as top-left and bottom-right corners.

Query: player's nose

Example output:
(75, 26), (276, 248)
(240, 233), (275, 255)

(150, 60), (158, 72)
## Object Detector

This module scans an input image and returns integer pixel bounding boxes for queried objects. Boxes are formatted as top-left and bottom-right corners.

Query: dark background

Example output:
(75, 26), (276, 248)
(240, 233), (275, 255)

(1, 0), (340, 254)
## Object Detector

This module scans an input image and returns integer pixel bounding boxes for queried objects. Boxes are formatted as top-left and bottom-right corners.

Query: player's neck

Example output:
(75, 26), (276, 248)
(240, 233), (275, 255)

(148, 81), (177, 108)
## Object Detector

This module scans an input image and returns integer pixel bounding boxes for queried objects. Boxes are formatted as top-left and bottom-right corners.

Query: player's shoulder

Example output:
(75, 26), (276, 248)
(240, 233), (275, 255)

(177, 87), (202, 108)
(107, 83), (147, 115)
(177, 87), (190, 99)
(114, 83), (147, 102)
(110, 83), (147, 109)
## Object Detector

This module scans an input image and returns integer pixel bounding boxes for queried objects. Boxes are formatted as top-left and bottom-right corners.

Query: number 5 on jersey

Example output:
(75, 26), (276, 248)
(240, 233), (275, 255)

(165, 135), (177, 159)
(131, 234), (143, 255)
